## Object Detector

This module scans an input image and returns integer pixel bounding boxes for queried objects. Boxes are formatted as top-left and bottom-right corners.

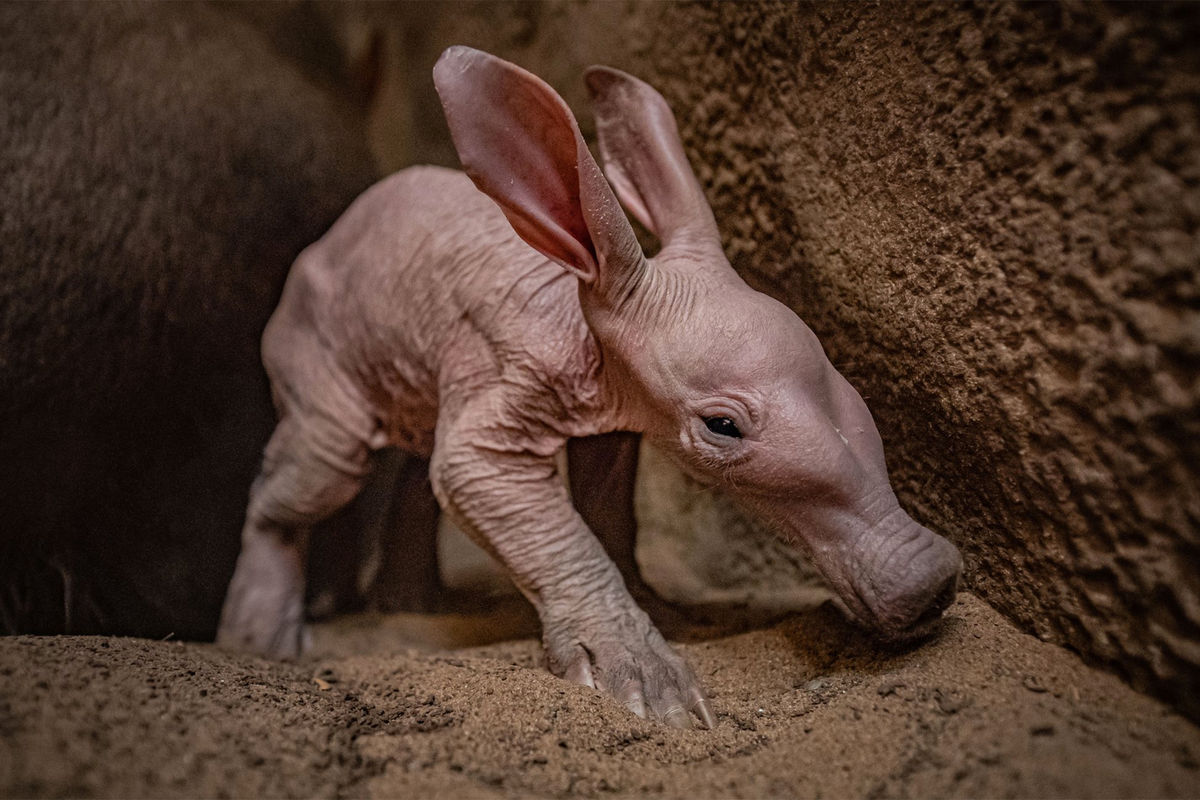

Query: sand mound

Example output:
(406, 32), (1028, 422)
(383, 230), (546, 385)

(3, 593), (1197, 798)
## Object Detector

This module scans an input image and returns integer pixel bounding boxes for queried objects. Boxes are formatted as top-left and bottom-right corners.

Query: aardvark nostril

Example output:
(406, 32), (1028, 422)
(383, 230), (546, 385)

(928, 572), (959, 615)
(900, 567), (960, 635)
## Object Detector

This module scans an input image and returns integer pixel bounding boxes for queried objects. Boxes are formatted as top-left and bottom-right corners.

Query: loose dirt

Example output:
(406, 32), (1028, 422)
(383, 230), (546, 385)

(2, 592), (1198, 798)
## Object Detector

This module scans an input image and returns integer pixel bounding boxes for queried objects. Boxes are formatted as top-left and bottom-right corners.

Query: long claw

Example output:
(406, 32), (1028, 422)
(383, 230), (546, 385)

(564, 656), (595, 689)
(663, 705), (692, 729)
(618, 681), (647, 718)
(693, 697), (716, 730)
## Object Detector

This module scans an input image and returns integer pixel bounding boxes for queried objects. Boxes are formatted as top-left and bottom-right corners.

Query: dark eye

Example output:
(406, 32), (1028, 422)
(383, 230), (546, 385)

(703, 416), (742, 439)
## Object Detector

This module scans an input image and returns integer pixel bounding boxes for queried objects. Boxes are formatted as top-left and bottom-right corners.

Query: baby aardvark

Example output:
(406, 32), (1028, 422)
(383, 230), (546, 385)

(217, 46), (962, 729)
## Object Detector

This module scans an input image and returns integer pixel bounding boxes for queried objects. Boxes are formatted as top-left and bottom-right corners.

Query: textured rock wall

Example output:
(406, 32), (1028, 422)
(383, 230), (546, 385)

(345, 1), (1200, 718)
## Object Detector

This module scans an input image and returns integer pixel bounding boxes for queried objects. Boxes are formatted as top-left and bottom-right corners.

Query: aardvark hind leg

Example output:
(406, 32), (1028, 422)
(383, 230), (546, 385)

(217, 413), (368, 659)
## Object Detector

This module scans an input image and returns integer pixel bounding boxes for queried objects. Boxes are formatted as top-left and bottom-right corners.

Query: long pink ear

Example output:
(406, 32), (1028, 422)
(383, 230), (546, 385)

(585, 66), (719, 247)
(433, 46), (640, 288)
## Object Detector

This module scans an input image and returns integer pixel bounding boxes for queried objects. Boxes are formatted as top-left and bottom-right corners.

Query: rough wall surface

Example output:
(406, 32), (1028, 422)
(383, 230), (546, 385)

(348, 1), (1199, 718)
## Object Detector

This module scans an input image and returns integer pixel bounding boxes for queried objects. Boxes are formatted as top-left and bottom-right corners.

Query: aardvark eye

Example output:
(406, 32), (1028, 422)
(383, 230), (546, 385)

(703, 416), (742, 439)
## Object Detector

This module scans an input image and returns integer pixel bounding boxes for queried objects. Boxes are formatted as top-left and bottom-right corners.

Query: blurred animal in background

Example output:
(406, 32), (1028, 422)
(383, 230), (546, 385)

(0, 2), (380, 639)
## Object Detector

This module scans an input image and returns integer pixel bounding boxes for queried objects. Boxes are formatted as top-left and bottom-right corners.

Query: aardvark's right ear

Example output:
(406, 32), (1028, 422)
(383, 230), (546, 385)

(433, 46), (641, 293)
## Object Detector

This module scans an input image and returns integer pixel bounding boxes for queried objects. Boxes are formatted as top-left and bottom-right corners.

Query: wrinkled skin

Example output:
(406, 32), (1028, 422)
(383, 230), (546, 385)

(218, 47), (962, 729)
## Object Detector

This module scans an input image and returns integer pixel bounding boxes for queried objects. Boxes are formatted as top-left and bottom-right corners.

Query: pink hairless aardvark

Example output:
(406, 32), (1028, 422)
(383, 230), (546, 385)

(217, 46), (963, 729)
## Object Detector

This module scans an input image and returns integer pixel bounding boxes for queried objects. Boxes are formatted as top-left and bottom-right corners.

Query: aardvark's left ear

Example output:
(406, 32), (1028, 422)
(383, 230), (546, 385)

(433, 45), (642, 297)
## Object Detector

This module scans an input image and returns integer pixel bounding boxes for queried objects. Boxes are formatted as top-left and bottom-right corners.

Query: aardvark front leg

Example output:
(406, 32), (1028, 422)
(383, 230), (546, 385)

(431, 413), (714, 729)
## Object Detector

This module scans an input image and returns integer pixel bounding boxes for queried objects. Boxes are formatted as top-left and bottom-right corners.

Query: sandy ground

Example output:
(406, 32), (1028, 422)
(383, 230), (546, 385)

(2, 590), (1199, 799)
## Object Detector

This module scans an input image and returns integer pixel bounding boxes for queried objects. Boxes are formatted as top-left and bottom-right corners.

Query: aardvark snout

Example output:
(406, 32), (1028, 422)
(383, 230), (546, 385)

(864, 527), (962, 642)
